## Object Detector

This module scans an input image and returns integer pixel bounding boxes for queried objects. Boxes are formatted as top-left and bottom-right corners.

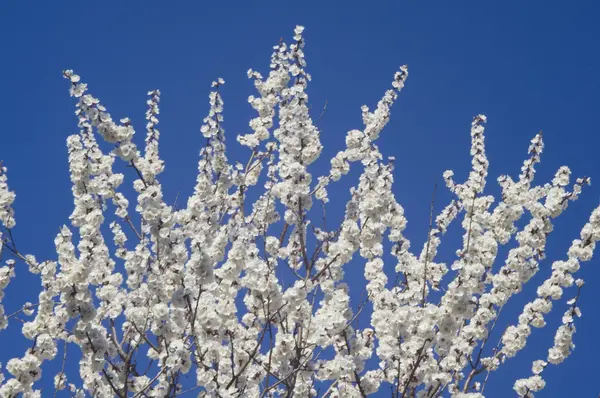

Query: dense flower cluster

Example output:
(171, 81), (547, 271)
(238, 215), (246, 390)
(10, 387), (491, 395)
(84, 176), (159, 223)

(0, 27), (598, 397)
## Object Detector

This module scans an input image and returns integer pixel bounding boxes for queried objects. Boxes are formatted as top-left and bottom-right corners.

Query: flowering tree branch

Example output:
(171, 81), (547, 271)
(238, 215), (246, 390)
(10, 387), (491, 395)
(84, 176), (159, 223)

(0, 26), (598, 398)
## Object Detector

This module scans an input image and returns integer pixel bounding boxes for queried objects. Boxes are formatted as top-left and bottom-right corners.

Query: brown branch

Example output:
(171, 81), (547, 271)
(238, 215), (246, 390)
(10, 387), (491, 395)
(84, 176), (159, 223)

(400, 339), (430, 397)
(101, 368), (125, 398)
(421, 184), (437, 307)
(132, 366), (168, 398)
(53, 341), (68, 398)
(311, 254), (340, 282)
(317, 99), (328, 123)
(226, 303), (287, 390)
(124, 216), (143, 241)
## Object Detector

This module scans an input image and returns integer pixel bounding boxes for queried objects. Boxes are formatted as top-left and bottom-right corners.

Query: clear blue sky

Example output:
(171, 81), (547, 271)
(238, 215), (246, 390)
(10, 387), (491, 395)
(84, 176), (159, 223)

(1, 1), (599, 396)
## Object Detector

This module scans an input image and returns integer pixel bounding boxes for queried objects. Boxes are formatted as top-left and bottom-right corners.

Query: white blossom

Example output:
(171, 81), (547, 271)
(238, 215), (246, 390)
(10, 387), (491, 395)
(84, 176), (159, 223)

(0, 26), (597, 398)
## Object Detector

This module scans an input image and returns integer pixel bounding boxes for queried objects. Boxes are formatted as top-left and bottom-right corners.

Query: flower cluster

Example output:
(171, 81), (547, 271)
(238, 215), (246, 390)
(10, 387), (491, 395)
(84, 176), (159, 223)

(0, 26), (597, 398)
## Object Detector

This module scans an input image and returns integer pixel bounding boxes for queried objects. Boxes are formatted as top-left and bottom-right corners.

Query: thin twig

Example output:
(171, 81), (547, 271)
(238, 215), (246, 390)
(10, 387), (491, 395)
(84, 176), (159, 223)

(53, 341), (68, 398)
(421, 184), (437, 307)
(317, 99), (328, 123)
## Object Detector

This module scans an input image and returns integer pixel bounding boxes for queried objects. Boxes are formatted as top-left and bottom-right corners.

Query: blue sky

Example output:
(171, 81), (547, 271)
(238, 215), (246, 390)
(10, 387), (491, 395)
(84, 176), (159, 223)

(1, 1), (599, 396)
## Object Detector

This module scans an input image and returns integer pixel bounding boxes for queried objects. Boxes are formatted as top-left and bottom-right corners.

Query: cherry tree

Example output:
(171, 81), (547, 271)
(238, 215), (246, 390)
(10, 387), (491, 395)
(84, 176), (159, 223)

(0, 26), (598, 398)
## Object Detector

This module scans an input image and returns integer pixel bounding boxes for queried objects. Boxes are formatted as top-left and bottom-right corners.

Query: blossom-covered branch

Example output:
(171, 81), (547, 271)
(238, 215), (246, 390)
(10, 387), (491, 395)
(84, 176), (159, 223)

(0, 26), (598, 398)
